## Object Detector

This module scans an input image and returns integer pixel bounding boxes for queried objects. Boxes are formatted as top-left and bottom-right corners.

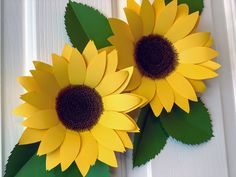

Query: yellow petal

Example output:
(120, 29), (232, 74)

(62, 44), (73, 61)
(155, 79), (174, 112)
(174, 92), (190, 113)
(108, 36), (135, 69)
(166, 72), (197, 101)
(174, 32), (210, 52)
(108, 18), (134, 41)
(154, 0), (177, 35)
(68, 48), (87, 85)
(82, 41), (98, 64)
(116, 130), (133, 149)
(60, 130), (81, 171)
(123, 94), (147, 114)
(38, 124), (66, 155)
(52, 54), (70, 88)
(205, 37), (214, 47)
(178, 47), (219, 64)
(98, 144), (118, 167)
(104, 49), (118, 75)
(140, 0), (155, 35)
(132, 77), (156, 102)
(153, 0), (165, 18)
(175, 4), (189, 21)
(96, 71), (128, 96)
(125, 67), (142, 91)
(19, 128), (45, 145)
(150, 94), (163, 117)
(84, 51), (106, 88)
(124, 8), (143, 41)
(17, 76), (39, 91)
(46, 148), (60, 170)
(31, 70), (60, 98)
(127, 0), (140, 14)
(75, 131), (98, 176)
(13, 103), (38, 118)
(176, 64), (218, 79)
(165, 12), (199, 43)
(99, 111), (137, 131)
(98, 46), (115, 54)
(33, 61), (53, 73)
(199, 61), (221, 70)
(22, 109), (59, 129)
(91, 124), (125, 152)
(188, 79), (206, 93)
(103, 93), (142, 113)
(20, 92), (55, 109)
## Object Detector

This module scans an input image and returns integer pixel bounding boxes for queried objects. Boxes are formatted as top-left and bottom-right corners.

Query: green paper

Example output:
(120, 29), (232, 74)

(160, 100), (213, 145)
(133, 105), (168, 167)
(165, 0), (204, 14)
(4, 143), (39, 177)
(65, 1), (113, 52)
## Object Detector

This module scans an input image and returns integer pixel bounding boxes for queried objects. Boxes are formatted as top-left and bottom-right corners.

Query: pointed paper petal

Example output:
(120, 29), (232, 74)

(200, 61), (221, 70)
(155, 79), (174, 112)
(60, 130), (81, 171)
(91, 124), (125, 152)
(19, 128), (45, 145)
(174, 32), (210, 52)
(38, 124), (66, 155)
(22, 109), (59, 129)
(13, 103), (38, 118)
(62, 44), (73, 61)
(98, 144), (118, 167)
(165, 12), (199, 43)
(154, 0), (177, 35)
(33, 61), (53, 73)
(17, 76), (39, 91)
(125, 67), (142, 91)
(116, 131), (133, 149)
(178, 47), (218, 64)
(166, 72), (197, 101)
(104, 50), (118, 75)
(82, 41), (98, 64)
(188, 79), (206, 93)
(176, 64), (218, 79)
(68, 48), (87, 85)
(127, 0), (140, 14)
(84, 51), (106, 88)
(46, 148), (60, 170)
(153, 0), (165, 18)
(174, 92), (190, 113)
(205, 37), (214, 47)
(175, 4), (189, 20)
(150, 93), (163, 117)
(52, 54), (70, 88)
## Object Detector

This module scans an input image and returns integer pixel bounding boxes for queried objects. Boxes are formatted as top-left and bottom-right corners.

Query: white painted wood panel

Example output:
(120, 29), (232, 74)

(1, 0), (236, 177)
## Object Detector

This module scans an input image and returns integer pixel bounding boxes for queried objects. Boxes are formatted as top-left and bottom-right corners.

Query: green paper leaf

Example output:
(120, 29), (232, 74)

(4, 143), (39, 177)
(65, 1), (113, 52)
(165, 0), (204, 14)
(160, 100), (213, 145)
(133, 105), (169, 167)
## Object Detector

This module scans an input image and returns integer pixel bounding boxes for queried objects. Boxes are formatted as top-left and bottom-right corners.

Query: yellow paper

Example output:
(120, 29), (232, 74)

(154, 0), (177, 35)
(60, 130), (81, 171)
(174, 92), (189, 113)
(165, 12), (199, 43)
(200, 61), (221, 70)
(175, 4), (189, 20)
(13, 103), (38, 118)
(150, 93), (163, 117)
(127, 0), (140, 14)
(177, 64), (218, 79)
(33, 61), (53, 73)
(166, 72), (197, 101)
(140, 0), (155, 35)
(99, 111), (137, 131)
(95, 71), (128, 96)
(104, 49), (118, 75)
(82, 41), (98, 64)
(125, 67), (142, 91)
(188, 79), (206, 93)
(46, 148), (60, 170)
(52, 54), (70, 88)
(205, 37), (214, 47)
(116, 130), (133, 149)
(38, 124), (66, 156)
(17, 76), (39, 91)
(153, 0), (165, 18)
(178, 47), (218, 64)
(84, 51), (106, 88)
(98, 144), (118, 167)
(62, 44), (73, 60)
(19, 128), (45, 145)
(22, 109), (59, 129)
(155, 79), (174, 112)
(90, 124), (125, 152)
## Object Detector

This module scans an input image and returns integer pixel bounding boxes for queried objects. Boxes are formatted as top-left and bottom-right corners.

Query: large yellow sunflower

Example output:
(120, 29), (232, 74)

(108, 0), (220, 117)
(13, 41), (146, 176)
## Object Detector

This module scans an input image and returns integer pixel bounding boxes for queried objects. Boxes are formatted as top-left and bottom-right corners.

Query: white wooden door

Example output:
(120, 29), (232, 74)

(1, 0), (236, 177)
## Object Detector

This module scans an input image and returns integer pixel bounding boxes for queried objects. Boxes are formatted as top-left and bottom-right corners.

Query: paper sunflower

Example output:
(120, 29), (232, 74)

(108, 0), (220, 117)
(14, 41), (146, 176)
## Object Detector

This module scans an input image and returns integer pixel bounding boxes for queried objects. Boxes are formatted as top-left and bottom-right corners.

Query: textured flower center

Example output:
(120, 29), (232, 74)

(135, 34), (178, 79)
(56, 85), (103, 131)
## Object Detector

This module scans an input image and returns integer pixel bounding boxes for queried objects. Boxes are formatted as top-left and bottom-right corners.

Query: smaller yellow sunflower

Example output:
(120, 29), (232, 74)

(108, 0), (220, 117)
(14, 41), (146, 176)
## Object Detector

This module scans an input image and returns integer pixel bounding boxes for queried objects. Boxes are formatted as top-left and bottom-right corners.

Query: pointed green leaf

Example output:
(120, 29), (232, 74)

(160, 100), (213, 145)
(165, 0), (204, 14)
(133, 105), (168, 167)
(4, 143), (39, 177)
(65, 1), (113, 52)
